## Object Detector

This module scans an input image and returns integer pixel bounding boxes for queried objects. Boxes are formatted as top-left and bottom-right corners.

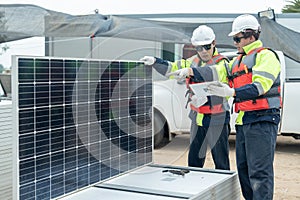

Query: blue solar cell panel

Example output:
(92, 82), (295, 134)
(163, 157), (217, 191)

(14, 57), (153, 199)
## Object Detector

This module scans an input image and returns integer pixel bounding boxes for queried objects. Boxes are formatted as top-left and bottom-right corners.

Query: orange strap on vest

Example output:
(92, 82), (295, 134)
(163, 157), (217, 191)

(190, 104), (224, 114)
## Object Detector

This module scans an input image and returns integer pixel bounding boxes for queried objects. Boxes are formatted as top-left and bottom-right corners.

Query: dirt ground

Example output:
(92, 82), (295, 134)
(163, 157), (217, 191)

(153, 134), (300, 200)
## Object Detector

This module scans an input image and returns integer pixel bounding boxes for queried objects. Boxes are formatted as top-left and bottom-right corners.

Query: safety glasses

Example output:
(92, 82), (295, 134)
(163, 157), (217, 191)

(233, 36), (247, 43)
(195, 44), (212, 52)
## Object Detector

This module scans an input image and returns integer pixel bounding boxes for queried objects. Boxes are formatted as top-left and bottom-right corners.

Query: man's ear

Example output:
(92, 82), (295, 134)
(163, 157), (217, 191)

(249, 35), (256, 42)
(212, 40), (216, 46)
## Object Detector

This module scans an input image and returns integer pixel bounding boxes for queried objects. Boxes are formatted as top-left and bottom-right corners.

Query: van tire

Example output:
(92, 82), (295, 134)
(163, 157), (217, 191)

(153, 110), (169, 148)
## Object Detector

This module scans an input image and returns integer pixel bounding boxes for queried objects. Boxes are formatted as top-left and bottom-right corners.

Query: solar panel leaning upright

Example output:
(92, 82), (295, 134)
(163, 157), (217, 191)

(11, 56), (153, 199)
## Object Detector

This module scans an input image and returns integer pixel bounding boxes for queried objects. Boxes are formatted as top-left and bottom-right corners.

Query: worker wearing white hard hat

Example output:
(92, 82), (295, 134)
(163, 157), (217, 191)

(207, 14), (281, 200)
(228, 14), (261, 36)
(141, 25), (231, 170)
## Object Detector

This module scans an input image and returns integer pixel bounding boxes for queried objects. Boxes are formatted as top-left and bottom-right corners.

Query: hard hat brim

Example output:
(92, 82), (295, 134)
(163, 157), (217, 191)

(228, 31), (240, 37)
(191, 39), (214, 46)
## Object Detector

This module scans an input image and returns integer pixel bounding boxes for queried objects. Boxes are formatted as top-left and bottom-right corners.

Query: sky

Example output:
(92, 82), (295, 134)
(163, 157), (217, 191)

(0, 0), (288, 68)
(1, 0), (287, 15)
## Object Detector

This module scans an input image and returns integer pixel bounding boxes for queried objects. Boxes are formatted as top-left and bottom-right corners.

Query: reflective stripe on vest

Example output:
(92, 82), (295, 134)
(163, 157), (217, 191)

(188, 54), (229, 114)
(231, 47), (281, 112)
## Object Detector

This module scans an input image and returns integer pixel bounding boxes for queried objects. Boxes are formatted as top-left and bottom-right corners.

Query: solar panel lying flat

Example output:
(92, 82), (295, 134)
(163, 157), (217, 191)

(12, 56), (152, 199)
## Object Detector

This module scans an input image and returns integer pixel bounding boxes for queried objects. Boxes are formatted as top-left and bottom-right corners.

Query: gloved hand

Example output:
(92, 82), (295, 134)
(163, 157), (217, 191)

(166, 68), (191, 80)
(207, 82), (235, 97)
(190, 95), (208, 107)
(140, 56), (156, 65)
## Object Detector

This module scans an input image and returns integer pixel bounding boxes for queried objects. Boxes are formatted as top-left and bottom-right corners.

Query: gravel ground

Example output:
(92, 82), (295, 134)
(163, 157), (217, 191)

(154, 134), (300, 200)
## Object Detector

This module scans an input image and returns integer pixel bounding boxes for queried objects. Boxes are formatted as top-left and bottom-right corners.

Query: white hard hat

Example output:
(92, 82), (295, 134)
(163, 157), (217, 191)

(228, 14), (261, 36)
(191, 25), (215, 46)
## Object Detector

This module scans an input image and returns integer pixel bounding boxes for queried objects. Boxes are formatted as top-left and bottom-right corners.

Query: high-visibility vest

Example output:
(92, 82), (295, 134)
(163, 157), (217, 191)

(228, 47), (282, 112)
(187, 54), (229, 114)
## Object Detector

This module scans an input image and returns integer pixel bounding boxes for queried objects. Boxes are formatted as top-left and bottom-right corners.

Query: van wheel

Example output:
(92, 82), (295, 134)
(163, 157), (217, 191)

(153, 110), (169, 149)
